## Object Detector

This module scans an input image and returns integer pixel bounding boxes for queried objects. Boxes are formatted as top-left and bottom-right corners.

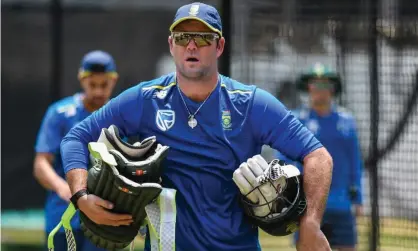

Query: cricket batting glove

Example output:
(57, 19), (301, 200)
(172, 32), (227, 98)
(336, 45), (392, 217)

(233, 155), (308, 236)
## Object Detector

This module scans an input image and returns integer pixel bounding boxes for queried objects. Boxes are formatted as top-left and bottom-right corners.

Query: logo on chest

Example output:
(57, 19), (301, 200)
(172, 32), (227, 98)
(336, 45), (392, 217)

(156, 110), (175, 131)
(337, 119), (350, 137)
(306, 119), (319, 135)
(222, 110), (232, 130)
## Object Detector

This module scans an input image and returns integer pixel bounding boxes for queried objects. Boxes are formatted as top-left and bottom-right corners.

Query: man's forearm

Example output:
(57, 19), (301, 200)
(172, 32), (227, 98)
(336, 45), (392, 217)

(34, 160), (67, 191)
(302, 147), (333, 223)
(66, 168), (88, 195)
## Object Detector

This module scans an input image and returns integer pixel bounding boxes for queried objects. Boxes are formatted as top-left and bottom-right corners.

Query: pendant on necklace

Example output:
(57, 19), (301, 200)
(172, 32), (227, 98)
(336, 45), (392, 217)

(188, 115), (198, 129)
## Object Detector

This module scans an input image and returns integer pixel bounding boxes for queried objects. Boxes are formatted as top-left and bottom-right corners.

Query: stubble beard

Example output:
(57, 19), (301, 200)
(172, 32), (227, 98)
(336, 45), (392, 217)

(177, 63), (212, 82)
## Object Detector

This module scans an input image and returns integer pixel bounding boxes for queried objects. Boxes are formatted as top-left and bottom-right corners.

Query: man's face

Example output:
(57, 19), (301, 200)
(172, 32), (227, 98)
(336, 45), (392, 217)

(307, 78), (334, 107)
(80, 73), (116, 108)
(169, 20), (225, 80)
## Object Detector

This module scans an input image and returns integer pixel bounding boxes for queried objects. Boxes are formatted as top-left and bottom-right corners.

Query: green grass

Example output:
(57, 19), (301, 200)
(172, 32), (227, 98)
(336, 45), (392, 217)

(2, 217), (417, 251)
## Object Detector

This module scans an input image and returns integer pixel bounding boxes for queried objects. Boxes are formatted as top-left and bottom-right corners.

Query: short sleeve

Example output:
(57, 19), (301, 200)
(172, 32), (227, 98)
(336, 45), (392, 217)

(250, 88), (322, 161)
(35, 106), (63, 154)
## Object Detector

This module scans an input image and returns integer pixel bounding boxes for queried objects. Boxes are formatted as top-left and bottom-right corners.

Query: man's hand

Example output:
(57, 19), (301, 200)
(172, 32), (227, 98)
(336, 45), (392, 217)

(232, 155), (300, 217)
(33, 153), (72, 202)
(77, 194), (134, 226)
(297, 217), (331, 251)
(56, 183), (72, 202)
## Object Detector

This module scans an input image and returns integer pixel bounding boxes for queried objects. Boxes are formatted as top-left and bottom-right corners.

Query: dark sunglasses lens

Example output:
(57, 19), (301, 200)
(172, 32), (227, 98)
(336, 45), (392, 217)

(194, 36), (211, 47)
(173, 33), (215, 47)
(313, 82), (333, 90)
(174, 34), (191, 46)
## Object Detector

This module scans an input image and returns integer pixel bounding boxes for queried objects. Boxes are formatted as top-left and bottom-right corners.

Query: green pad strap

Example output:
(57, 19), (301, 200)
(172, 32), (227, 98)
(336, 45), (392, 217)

(47, 203), (77, 251)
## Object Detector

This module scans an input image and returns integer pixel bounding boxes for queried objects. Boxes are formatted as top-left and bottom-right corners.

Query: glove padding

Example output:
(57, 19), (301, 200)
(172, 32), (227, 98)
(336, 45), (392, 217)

(233, 155), (300, 217)
(233, 155), (307, 236)
(80, 125), (169, 251)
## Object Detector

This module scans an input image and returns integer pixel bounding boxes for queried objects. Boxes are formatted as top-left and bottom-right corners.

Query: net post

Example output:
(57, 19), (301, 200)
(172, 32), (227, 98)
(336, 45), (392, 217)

(368, 0), (380, 250)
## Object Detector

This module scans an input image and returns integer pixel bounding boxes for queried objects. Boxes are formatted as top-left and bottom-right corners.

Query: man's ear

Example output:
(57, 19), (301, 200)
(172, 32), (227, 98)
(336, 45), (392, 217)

(110, 75), (119, 87)
(168, 36), (174, 57)
(216, 37), (225, 58)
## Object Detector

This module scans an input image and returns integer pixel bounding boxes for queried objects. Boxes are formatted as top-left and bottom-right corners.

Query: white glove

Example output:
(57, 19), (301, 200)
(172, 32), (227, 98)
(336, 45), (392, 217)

(233, 155), (300, 217)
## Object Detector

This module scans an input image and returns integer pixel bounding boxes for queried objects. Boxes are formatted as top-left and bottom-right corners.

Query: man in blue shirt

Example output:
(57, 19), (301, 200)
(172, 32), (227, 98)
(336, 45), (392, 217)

(277, 63), (364, 251)
(33, 50), (118, 251)
(61, 3), (333, 251)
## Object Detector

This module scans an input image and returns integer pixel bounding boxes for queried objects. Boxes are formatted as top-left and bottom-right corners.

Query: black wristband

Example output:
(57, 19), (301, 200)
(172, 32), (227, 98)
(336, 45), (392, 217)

(70, 189), (89, 209)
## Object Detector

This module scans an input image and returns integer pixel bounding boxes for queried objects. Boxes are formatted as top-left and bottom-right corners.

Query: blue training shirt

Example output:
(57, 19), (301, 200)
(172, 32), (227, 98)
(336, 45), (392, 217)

(61, 73), (322, 251)
(35, 93), (90, 233)
(277, 105), (364, 213)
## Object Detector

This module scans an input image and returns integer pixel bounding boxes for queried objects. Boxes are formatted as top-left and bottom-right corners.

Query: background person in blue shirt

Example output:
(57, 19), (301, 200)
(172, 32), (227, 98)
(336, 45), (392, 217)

(33, 50), (118, 251)
(61, 3), (333, 251)
(277, 63), (364, 251)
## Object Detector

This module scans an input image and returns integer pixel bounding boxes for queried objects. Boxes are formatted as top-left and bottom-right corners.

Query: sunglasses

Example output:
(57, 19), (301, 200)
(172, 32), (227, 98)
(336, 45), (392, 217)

(172, 32), (220, 47)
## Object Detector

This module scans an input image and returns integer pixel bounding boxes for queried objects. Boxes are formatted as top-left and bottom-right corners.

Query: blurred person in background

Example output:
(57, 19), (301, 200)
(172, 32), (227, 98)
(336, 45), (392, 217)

(277, 63), (364, 251)
(33, 50), (118, 251)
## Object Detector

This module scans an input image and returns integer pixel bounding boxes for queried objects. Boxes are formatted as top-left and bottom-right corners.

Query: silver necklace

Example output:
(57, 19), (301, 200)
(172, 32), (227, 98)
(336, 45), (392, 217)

(177, 84), (216, 129)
